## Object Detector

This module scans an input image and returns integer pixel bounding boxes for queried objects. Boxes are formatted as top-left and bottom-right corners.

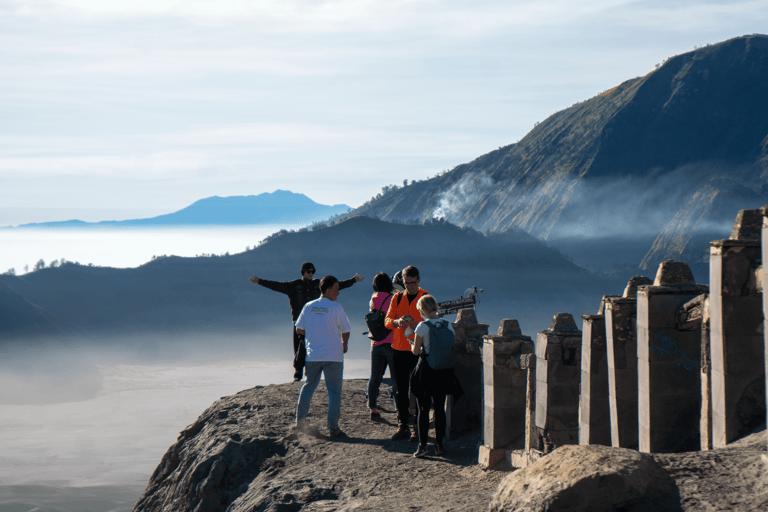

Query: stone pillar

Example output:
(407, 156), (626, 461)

(535, 313), (582, 452)
(709, 209), (765, 448)
(450, 309), (488, 435)
(638, 260), (708, 453)
(579, 295), (619, 446)
(762, 206), (768, 460)
(478, 320), (534, 468)
(605, 276), (652, 449)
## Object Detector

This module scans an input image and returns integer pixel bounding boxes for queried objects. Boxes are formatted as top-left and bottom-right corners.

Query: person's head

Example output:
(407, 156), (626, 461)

(402, 265), (420, 294)
(372, 272), (394, 293)
(417, 294), (438, 317)
(392, 270), (405, 292)
(320, 275), (340, 301)
(300, 262), (316, 280)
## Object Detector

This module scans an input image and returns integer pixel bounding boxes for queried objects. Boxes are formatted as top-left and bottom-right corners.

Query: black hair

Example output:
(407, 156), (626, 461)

(403, 265), (420, 279)
(320, 275), (338, 294)
(372, 272), (394, 293)
(301, 262), (315, 273)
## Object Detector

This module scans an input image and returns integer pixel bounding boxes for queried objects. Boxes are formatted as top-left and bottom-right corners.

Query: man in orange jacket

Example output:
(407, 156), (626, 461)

(385, 265), (429, 441)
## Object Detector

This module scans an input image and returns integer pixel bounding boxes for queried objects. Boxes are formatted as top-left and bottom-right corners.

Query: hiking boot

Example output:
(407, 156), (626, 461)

(370, 410), (382, 422)
(390, 425), (410, 441)
(413, 446), (428, 458)
(434, 445), (446, 456)
(328, 428), (345, 438)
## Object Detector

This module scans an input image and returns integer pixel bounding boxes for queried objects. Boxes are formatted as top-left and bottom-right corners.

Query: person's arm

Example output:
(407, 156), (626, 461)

(338, 274), (364, 290)
(342, 331), (350, 353)
(412, 334), (424, 356)
(297, 328), (306, 336)
(384, 292), (400, 330)
(252, 277), (292, 295)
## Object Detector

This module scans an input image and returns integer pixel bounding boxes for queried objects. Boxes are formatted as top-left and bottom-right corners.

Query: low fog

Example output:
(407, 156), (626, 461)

(0, 332), (372, 495)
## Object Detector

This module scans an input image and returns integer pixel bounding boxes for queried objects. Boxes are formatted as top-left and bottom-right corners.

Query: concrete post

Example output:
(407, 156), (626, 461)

(450, 309), (488, 435)
(478, 320), (534, 468)
(579, 295), (618, 446)
(535, 313), (582, 452)
(605, 276), (651, 449)
(709, 208), (765, 448)
(638, 260), (708, 453)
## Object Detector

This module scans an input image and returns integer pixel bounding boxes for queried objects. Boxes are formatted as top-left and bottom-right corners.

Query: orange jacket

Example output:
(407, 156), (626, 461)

(385, 288), (429, 352)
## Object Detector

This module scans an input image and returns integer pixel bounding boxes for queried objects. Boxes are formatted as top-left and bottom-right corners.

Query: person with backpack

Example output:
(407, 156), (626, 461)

(366, 272), (397, 422)
(385, 265), (428, 441)
(410, 294), (455, 458)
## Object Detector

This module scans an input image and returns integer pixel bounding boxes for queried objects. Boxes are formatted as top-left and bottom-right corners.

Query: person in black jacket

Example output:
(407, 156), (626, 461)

(249, 262), (363, 381)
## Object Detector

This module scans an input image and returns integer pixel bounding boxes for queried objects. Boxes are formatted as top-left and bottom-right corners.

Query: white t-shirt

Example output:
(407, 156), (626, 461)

(295, 297), (351, 362)
(414, 318), (453, 355)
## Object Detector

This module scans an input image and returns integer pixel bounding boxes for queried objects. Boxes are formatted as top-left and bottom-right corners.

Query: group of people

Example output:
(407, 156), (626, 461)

(250, 263), (457, 457)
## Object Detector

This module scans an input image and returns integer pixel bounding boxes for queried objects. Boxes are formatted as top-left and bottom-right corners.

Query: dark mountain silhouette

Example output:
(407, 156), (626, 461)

(351, 34), (768, 275)
(4, 190), (350, 229)
(0, 216), (620, 351)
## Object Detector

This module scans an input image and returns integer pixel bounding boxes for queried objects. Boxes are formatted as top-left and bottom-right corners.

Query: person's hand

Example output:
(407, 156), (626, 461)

(354, 273), (364, 282)
(249, 276), (259, 284)
(342, 342), (348, 354)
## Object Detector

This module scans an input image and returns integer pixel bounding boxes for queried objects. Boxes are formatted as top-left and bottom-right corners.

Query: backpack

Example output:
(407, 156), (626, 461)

(365, 293), (392, 342)
(425, 319), (455, 370)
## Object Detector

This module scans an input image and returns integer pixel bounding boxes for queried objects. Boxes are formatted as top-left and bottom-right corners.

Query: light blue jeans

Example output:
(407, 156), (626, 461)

(296, 361), (344, 430)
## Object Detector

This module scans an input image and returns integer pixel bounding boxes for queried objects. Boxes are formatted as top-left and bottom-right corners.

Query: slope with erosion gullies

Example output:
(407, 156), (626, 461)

(0, 217), (620, 344)
(352, 34), (768, 259)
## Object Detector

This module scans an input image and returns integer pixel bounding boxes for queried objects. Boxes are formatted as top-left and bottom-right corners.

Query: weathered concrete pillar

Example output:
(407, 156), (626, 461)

(478, 320), (534, 468)
(605, 276), (652, 449)
(709, 208), (765, 448)
(507, 353), (544, 468)
(638, 260), (708, 453)
(535, 313), (582, 452)
(579, 295), (619, 446)
(450, 309), (488, 435)
(762, 206), (768, 460)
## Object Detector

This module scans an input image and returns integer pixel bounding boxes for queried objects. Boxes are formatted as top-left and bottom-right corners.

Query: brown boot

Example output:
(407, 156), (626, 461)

(390, 423), (410, 441)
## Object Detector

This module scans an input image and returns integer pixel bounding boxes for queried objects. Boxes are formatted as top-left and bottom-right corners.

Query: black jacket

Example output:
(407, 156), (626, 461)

(258, 276), (358, 322)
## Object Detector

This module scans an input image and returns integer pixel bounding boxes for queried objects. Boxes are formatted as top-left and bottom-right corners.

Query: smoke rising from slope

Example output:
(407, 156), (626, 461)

(430, 162), (764, 240)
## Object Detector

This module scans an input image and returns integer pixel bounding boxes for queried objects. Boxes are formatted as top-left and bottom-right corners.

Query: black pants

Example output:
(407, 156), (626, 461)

(392, 349), (418, 425)
(417, 392), (447, 448)
(293, 326), (306, 379)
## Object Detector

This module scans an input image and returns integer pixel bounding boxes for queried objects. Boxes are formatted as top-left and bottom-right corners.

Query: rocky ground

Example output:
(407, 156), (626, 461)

(132, 379), (768, 511)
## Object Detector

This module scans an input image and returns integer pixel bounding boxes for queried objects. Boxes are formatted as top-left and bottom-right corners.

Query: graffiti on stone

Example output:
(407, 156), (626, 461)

(651, 329), (699, 371)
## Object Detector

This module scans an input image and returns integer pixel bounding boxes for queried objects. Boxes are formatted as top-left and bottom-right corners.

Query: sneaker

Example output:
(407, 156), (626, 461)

(413, 446), (428, 458)
(434, 445), (446, 456)
(409, 431), (419, 443)
(391, 425), (410, 441)
(328, 428), (345, 438)
(370, 410), (382, 422)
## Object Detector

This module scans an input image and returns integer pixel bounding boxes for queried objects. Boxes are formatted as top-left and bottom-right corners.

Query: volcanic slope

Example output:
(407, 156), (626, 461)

(352, 34), (768, 270)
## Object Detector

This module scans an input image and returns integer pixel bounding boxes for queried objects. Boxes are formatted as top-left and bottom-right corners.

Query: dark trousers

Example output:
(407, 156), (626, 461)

(368, 343), (396, 409)
(417, 392), (447, 448)
(392, 349), (418, 425)
(293, 326), (306, 379)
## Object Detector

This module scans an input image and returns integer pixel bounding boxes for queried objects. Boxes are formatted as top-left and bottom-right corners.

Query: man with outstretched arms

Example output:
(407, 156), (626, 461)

(294, 276), (351, 438)
(385, 265), (429, 441)
(249, 262), (363, 381)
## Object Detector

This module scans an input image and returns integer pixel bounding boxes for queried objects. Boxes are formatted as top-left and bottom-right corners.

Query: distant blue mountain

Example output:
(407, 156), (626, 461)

(6, 191), (351, 229)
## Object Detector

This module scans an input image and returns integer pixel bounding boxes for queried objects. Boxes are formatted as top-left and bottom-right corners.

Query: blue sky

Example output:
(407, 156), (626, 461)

(1, 0), (766, 224)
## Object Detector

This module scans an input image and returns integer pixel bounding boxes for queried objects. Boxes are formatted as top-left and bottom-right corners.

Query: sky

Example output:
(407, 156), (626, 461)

(1, 0), (766, 224)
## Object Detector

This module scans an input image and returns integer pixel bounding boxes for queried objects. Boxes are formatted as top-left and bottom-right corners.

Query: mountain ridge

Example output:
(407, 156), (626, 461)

(3, 190), (350, 229)
(349, 34), (768, 269)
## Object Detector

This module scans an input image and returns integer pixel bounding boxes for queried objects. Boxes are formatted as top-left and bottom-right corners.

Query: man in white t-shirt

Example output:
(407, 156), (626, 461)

(294, 275), (351, 438)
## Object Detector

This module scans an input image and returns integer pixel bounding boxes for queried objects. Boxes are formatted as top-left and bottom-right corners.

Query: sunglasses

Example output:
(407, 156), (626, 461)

(404, 279), (418, 285)
(304, 269), (315, 274)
